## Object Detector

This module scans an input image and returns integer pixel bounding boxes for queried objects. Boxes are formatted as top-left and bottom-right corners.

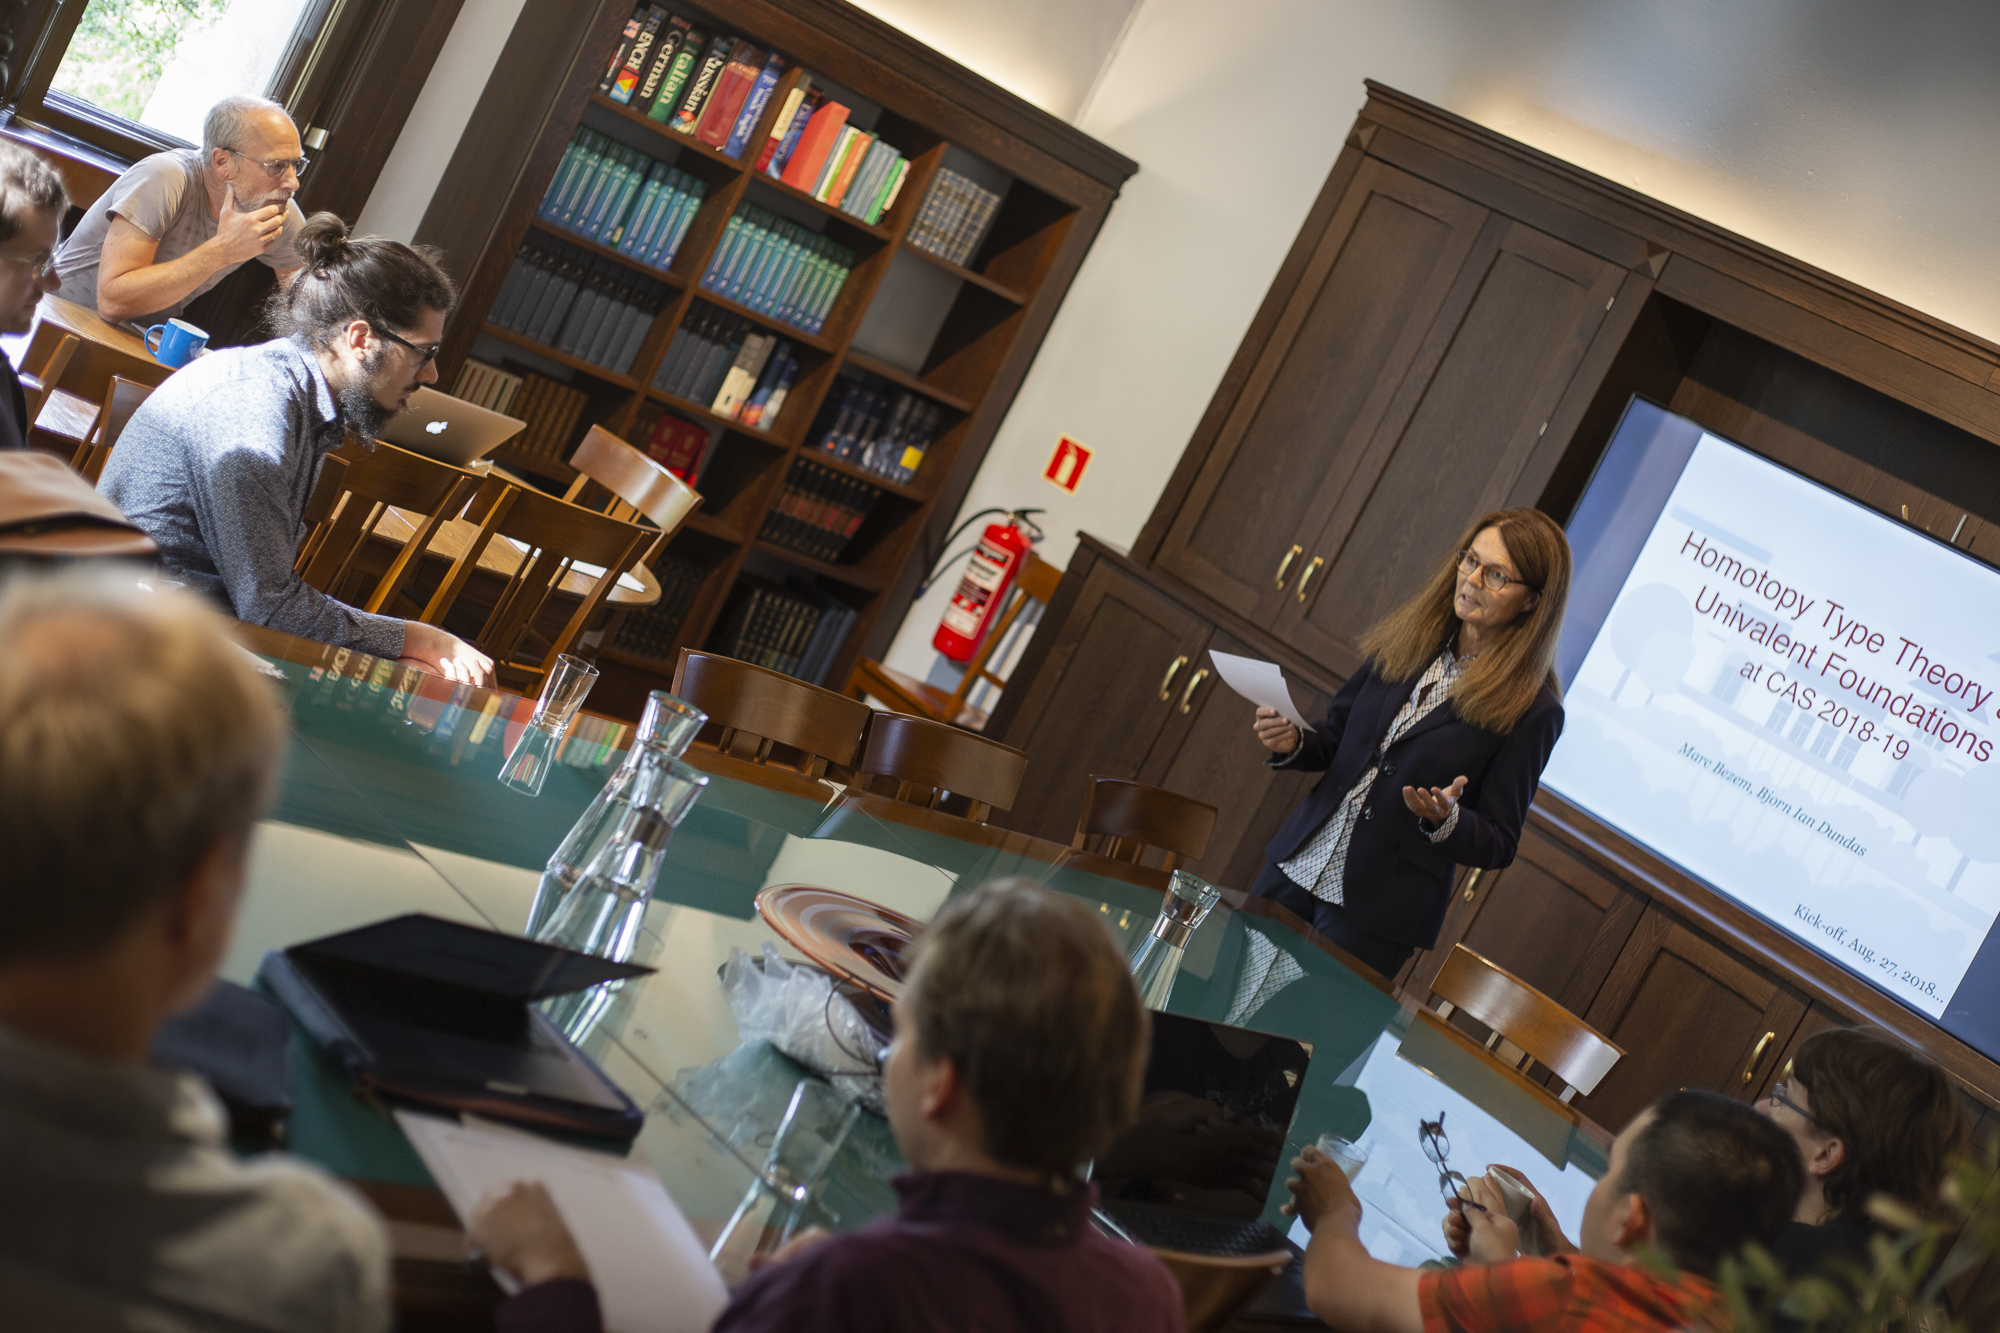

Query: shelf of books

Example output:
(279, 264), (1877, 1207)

(439, 0), (1132, 714)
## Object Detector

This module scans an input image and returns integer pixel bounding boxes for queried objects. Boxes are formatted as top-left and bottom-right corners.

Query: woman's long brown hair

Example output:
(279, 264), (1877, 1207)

(1356, 508), (1571, 734)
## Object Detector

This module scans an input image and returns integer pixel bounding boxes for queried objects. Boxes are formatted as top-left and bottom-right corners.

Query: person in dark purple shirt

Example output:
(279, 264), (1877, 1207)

(468, 878), (1186, 1333)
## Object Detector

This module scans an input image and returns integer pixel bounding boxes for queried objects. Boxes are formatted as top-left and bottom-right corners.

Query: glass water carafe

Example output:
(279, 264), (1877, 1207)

(525, 690), (707, 937)
(1127, 869), (1222, 1009)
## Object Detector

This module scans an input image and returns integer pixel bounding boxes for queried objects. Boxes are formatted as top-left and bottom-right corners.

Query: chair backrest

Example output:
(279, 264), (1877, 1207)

(1149, 1246), (1294, 1333)
(948, 548), (1061, 716)
(421, 481), (650, 684)
(296, 439), (482, 616)
(69, 375), (152, 485)
(1428, 944), (1624, 1100)
(672, 649), (872, 777)
(562, 425), (702, 547)
(23, 333), (77, 424)
(856, 712), (1028, 822)
(1071, 776), (1219, 873)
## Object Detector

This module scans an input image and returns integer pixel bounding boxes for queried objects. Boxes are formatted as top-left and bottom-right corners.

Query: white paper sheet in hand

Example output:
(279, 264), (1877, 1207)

(1208, 650), (1314, 732)
(396, 1112), (728, 1333)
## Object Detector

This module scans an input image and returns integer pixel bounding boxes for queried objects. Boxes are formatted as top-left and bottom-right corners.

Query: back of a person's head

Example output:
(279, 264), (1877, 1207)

(900, 878), (1148, 1177)
(0, 570), (284, 965)
(265, 212), (457, 349)
(1622, 1089), (1805, 1279)
(0, 138), (65, 245)
(1793, 1026), (1965, 1223)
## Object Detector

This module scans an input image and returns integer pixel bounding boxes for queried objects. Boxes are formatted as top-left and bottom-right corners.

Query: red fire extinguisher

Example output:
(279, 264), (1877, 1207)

(932, 510), (1042, 661)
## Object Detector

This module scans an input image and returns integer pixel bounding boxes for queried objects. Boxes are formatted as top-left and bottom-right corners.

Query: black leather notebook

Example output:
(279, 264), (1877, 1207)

(258, 914), (655, 1142)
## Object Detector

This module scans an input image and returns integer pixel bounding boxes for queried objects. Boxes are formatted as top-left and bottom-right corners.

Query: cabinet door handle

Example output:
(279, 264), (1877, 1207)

(1741, 1031), (1777, 1085)
(1179, 668), (1210, 713)
(1295, 555), (1325, 603)
(1461, 867), (1484, 903)
(1274, 544), (1303, 589)
(1158, 655), (1188, 702)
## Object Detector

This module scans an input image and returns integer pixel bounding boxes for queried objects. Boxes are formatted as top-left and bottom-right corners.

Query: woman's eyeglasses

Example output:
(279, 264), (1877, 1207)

(1420, 1111), (1485, 1213)
(1455, 549), (1534, 594)
(1769, 1078), (1822, 1128)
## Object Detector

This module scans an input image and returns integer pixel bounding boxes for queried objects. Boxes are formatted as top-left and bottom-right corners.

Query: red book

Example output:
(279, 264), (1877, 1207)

(778, 100), (849, 192)
(694, 42), (762, 147)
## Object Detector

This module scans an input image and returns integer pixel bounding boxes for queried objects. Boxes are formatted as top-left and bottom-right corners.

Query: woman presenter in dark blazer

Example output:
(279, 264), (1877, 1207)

(1249, 508), (1571, 977)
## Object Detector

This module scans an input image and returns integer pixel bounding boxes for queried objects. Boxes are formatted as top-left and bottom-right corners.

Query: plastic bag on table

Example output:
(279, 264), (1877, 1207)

(719, 943), (888, 1116)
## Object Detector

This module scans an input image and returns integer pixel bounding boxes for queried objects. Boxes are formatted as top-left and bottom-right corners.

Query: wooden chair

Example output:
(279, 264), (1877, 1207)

(20, 332), (77, 426)
(854, 712), (1028, 822)
(1070, 776), (1219, 873)
(1150, 1246), (1294, 1333)
(63, 375), (153, 485)
(421, 482), (650, 688)
(672, 648), (873, 779)
(1426, 944), (1624, 1102)
(844, 549), (1062, 730)
(561, 424), (701, 562)
(295, 439), (483, 616)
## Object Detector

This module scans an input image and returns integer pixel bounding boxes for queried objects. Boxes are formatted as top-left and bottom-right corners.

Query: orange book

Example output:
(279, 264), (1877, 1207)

(821, 131), (873, 205)
(778, 100), (849, 192)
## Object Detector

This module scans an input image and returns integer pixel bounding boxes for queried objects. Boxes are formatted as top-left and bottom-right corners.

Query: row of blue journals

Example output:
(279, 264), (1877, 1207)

(697, 203), (852, 334)
(537, 128), (708, 272)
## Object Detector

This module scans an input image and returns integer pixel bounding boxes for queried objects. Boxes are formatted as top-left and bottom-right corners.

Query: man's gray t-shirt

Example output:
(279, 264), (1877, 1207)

(97, 337), (405, 658)
(54, 147), (304, 326)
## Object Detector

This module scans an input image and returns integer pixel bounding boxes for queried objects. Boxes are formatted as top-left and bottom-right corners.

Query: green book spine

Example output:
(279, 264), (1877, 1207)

(647, 28), (707, 121)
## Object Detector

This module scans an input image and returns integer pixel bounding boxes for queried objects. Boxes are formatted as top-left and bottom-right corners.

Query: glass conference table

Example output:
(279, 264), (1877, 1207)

(225, 626), (1612, 1299)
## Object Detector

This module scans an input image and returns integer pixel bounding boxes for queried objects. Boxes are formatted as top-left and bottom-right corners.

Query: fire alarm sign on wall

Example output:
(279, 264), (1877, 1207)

(1044, 436), (1092, 493)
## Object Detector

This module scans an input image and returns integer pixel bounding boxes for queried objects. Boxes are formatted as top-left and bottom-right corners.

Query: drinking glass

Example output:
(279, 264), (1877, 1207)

(1316, 1134), (1369, 1181)
(708, 1079), (862, 1282)
(498, 654), (600, 796)
(1126, 869), (1222, 1008)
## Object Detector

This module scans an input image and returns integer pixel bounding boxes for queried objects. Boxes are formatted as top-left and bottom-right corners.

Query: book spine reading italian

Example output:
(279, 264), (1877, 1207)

(635, 14), (692, 108)
(670, 34), (736, 136)
(647, 25), (707, 121)
(608, 6), (669, 104)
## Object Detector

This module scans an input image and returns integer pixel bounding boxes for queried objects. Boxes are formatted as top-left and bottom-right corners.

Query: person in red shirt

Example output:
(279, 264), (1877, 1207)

(1285, 1089), (1803, 1333)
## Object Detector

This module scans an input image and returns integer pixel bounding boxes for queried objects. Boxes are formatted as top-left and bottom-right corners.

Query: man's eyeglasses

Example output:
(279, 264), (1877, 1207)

(1455, 549), (1535, 594)
(0, 248), (56, 280)
(225, 147), (310, 179)
(1420, 1112), (1486, 1213)
(372, 324), (441, 368)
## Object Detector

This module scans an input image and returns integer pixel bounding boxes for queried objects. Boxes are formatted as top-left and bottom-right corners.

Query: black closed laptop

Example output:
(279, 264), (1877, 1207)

(1094, 1010), (1313, 1257)
(258, 914), (654, 1142)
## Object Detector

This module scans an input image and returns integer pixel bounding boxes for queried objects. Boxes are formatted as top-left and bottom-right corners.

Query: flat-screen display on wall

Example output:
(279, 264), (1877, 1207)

(1546, 399), (2000, 1061)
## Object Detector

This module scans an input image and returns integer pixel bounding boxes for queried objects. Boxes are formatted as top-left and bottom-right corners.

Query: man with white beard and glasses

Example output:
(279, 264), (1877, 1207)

(98, 214), (493, 685)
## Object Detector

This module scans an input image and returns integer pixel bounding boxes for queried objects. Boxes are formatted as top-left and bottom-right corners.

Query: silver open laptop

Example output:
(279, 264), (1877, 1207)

(377, 387), (526, 465)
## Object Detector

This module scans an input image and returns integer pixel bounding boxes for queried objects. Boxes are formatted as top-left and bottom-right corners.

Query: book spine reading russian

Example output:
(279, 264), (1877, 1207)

(694, 41), (762, 147)
(647, 25), (707, 121)
(670, 34), (735, 135)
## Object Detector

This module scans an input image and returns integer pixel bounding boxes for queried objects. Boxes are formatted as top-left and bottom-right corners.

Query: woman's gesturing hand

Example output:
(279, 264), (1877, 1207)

(1402, 775), (1467, 823)
(1254, 706), (1299, 756)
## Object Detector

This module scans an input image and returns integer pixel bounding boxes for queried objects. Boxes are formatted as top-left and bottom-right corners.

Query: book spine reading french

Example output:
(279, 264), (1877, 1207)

(598, 6), (648, 92)
(608, 6), (668, 104)
(726, 55), (786, 158)
(648, 26), (707, 121)
(635, 14), (691, 107)
(670, 34), (736, 136)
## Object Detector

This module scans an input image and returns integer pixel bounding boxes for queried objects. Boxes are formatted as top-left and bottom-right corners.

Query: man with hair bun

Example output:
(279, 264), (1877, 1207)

(53, 93), (306, 325)
(100, 214), (494, 684)
(0, 138), (67, 449)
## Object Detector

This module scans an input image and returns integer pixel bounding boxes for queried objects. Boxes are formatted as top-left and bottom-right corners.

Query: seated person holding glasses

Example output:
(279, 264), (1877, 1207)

(0, 140), (67, 449)
(53, 94), (307, 326)
(99, 214), (493, 684)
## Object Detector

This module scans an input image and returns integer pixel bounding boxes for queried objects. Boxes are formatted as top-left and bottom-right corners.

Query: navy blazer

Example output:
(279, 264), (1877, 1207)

(1264, 657), (1563, 948)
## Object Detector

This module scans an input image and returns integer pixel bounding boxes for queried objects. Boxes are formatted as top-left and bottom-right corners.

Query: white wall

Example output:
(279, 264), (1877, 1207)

(876, 0), (2000, 681)
(354, 0), (531, 243)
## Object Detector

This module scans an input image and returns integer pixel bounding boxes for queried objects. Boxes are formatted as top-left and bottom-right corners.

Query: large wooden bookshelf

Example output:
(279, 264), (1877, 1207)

(425, 0), (1135, 716)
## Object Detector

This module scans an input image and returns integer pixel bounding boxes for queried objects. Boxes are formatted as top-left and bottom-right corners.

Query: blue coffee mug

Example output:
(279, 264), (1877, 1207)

(145, 318), (208, 368)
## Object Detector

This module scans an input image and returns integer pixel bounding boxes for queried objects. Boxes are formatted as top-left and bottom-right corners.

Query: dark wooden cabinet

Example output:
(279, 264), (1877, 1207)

(1573, 907), (1810, 1130)
(1152, 161), (1489, 624)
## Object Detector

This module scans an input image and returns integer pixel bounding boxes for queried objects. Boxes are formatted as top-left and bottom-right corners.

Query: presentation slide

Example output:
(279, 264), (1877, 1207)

(1545, 407), (2000, 1023)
